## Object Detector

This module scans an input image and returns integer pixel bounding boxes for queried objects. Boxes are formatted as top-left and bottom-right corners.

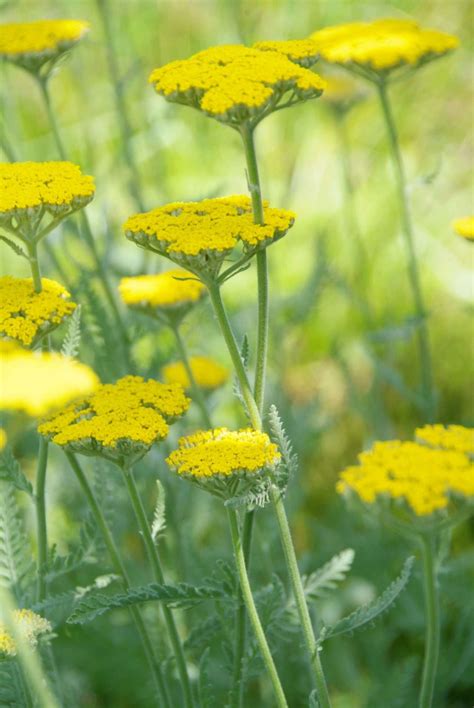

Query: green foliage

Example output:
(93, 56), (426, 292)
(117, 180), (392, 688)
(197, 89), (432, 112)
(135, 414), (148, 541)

(45, 514), (98, 582)
(0, 482), (34, 600)
(60, 304), (82, 358)
(151, 479), (166, 542)
(0, 234), (28, 259)
(268, 404), (298, 492)
(0, 447), (33, 496)
(301, 548), (355, 601)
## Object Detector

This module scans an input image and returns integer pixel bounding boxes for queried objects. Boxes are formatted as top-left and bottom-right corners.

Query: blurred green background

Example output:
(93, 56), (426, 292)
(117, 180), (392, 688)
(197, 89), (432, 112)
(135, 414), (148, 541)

(1, 0), (473, 706)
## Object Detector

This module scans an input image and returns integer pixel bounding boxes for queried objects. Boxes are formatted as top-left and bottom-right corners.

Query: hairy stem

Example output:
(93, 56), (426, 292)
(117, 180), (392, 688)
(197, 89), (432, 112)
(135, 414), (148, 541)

(171, 324), (213, 428)
(121, 465), (195, 708)
(65, 452), (171, 707)
(418, 533), (440, 708)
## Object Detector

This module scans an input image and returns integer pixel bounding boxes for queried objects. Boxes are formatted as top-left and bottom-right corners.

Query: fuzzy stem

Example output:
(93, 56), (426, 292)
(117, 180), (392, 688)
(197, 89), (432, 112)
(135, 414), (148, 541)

(121, 465), (195, 708)
(227, 508), (288, 708)
(418, 533), (440, 708)
(65, 452), (171, 707)
(171, 324), (213, 428)
(377, 81), (435, 421)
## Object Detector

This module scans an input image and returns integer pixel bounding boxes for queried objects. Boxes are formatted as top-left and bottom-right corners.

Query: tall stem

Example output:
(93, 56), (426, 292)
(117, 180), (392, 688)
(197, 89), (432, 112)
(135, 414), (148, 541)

(26, 240), (43, 294)
(171, 325), (213, 428)
(418, 533), (440, 708)
(227, 508), (288, 708)
(377, 81), (435, 421)
(35, 437), (49, 603)
(121, 465), (195, 708)
(65, 452), (171, 707)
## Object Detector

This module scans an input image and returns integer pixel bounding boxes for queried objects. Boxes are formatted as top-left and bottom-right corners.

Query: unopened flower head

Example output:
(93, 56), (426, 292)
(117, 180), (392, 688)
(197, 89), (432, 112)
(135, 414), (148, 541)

(119, 269), (206, 323)
(39, 375), (190, 465)
(0, 162), (95, 243)
(149, 44), (326, 126)
(167, 428), (280, 480)
(452, 216), (474, 241)
(337, 440), (473, 517)
(0, 609), (52, 657)
(0, 276), (76, 346)
(162, 356), (229, 391)
(416, 425), (474, 456)
(0, 19), (89, 74)
(124, 196), (295, 279)
(310, 19), (459, 76)
(0, 341), (98, 417)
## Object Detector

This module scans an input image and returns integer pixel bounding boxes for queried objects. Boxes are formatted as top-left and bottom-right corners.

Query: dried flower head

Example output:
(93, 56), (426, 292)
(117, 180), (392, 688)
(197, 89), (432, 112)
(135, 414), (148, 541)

(0, 341), (98, 417)
(0, 19), (89, 74)
(39, 375), (190, 465)
(310, 19), (458, 76)
(0, 276), (76, 346)
(149, 44), (326, 127)
(416, 425), (474, 456)
(337, 440), (473, 516)
(0, 162), (94, 244)
(452, 216), (474, 241)
(162, 356), (229, 391)
(0, 609), (52, 657)
(124, 195), (295, 280)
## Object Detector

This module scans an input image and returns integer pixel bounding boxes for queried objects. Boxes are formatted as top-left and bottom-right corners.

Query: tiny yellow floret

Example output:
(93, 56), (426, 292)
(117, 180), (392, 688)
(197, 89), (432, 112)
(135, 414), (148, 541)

(167, 428), (280, 479)
(452, 216), (474, 241)
(0, 276), (76, 346)
(416, 425), (474, 455)
(163, 356), (229, 391)
(119, 269), (206, 310)
(0, 609), (52, 657)
(253, 39), (320, 67)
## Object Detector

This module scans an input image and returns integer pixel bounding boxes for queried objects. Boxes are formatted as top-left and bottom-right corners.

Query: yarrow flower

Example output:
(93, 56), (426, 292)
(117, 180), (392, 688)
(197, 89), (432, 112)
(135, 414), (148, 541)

(0, 341), (98, 417)
(253, 39), (320, 67)
(321, 74), (366, 111)
(337, 440), (473, 517)
(124, 195), (295, 280)
(0, 609), (52, 657)
(39, 375), (190, 465)
(310, 19), (459, 76)
(119, 269), (206, 323)
(452, 216), (474, 241)
(0, 19), (89, 75)
(0, 276), (76, 346)
(0, 161), (95, 244)
(162, 356), (229, 391)
(149, 44), (326, 127)
(416, 425), (474, 456)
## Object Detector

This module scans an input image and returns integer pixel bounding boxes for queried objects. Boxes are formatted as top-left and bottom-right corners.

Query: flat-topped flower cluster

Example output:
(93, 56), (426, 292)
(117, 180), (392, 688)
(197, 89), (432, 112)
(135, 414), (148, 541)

(163, 355), (228, 391)
(119, 269), (206, 310)
(0, 609), (52, 658)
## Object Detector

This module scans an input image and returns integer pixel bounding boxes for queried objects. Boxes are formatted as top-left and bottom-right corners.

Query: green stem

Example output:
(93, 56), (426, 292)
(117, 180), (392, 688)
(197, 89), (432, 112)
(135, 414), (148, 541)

(65, 452), (171, 707)
(377, 81), (435, 421)
(26, 240), (43, 294)
(121, 465), (195, 708)
(171, 324), (213, 428)
(35, 437), (49, 603)
(418, 533), (440, 708)
(271, 488), (331, 707)
(227, 508), (288, 708)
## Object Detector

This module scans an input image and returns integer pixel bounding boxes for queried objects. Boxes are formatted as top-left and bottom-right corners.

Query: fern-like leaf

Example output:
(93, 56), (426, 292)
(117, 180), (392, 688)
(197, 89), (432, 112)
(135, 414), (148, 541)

(0, 482), (34, 598)
(61, 305), (82, 358)
(302, 549), (355, 601)
(0, 447), (33, 496)
(151, 479), (166, 542)
(0, 234), (28, 259)
(268, 404), (298, 491)
(45, 514), (97, 581)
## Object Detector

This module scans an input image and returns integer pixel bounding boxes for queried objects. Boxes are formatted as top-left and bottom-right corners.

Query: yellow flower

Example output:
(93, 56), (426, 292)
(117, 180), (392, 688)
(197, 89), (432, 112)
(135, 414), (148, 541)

(337, 440), (473, 516)
(310, 19), (459, 74)
(0, 341), (98, 417)
(119, 269), (206, 314)
(0, 19), (89, 74)
(162, 356), (229, 391)
(0, 428), (6, 450)
(167, 428), (280, 479)
(0, 276), (76, 346)
(39, 375), (190, 464)
(124, 195), (295, 279)
(321, 74), (366, 110)
(452, 216), (474, 241)
(416, 425), (474, 455)
(253, 39), (320, 67)
(0, 609), (52, 657)
(149, 44), (326, 126)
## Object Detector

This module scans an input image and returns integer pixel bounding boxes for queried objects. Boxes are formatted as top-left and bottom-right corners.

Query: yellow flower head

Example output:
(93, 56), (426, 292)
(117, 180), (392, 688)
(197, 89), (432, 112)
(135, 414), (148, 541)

(0, 19), (89, 74)
(0, 341), (98, 417)
(167, 428), (280, 479)
(162, 356), (229, 391)
(452, 216), (474, 241)
(0, 276), (76, 346)
(322, 74), (366, 110)
(310, 19), (459, 75)
(39, 375), (190, 465)
(119, 269), (206, 322)
(149, 44), (326, 126)
(337, 440), (473, 516)
(0, 609), (52, 657)
(124, 196), (295, 279)
(253, 39), (320, 67)
(416, 425), (474, 456)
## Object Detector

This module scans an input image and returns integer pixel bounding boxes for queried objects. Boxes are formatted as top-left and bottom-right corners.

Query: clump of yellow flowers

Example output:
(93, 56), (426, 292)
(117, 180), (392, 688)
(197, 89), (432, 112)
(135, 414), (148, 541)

(0, 276), (76, 346)
(39, 375), (190, 465)
(0, 609), (52, 658)
(163, 355), (229, 392)
(416, 424), (474, 455)
(452, 216), (474, 241)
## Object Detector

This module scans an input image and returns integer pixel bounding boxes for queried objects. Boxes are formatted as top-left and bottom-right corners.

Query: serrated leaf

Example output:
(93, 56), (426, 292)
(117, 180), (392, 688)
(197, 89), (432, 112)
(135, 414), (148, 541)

(224, 478), (271, 511)
(151, 479), (166, 542)
(0, 482), (34, 597)
(268, 404), (298, 491)
(0, 234), (28, 259)
(198, 647), (214, 708)
(45, 514), (97, 581)
(0, 447), (33, 496)
(302, 549), (355, 601)
(320, 556), (414, 643)
(61, 305), (82, 358)
(67, 582), (228, 625)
